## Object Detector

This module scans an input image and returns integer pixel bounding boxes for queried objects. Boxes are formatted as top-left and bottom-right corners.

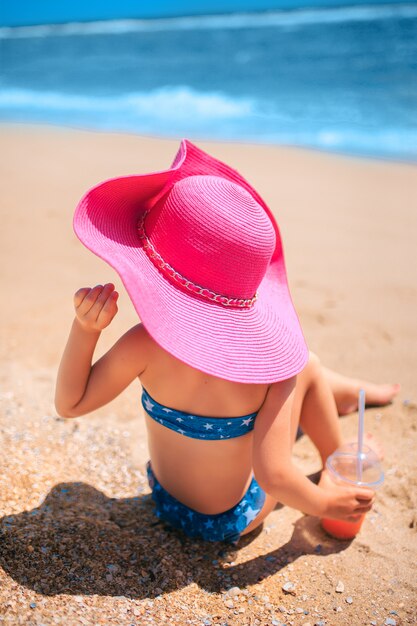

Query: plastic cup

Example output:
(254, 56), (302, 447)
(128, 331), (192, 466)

(320, 442), (384, 539)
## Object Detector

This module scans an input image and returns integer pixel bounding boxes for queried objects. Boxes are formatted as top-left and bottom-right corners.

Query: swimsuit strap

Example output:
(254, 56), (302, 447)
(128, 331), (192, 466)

(141, 387), (257, 440)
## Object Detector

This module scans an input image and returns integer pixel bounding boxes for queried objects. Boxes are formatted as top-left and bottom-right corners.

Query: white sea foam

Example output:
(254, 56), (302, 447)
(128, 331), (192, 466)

(267, 127), (417, 161)
(1, 4), (416, 39)
(0, 86), (255, 119)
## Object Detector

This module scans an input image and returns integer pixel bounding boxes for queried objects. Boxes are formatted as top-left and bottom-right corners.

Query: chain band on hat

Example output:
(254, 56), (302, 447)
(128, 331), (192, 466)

(137, 211), (258, 309)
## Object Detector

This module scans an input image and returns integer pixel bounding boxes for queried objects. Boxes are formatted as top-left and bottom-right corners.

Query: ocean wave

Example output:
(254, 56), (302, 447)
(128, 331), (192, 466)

(0, 86), (415, 161)
(267, 128), (417, 161)
(1, 4), (416, 39)
(0, 86), (256, 119)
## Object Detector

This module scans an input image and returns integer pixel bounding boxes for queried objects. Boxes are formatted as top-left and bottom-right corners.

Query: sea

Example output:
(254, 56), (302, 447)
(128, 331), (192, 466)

(1, 3), (416, 161)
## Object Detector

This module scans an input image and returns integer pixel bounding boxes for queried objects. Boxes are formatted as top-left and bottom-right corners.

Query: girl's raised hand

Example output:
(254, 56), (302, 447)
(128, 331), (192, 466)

(74, 283), (119, 332)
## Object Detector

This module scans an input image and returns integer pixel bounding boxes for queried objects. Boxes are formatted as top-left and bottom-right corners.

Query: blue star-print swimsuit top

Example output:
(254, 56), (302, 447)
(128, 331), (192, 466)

(141, 387), (257, 440)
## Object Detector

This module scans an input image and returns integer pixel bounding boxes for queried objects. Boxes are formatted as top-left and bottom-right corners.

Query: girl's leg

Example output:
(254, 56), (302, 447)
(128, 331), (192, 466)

(292, 353), (344, 465)
(323, 366), (400, 416)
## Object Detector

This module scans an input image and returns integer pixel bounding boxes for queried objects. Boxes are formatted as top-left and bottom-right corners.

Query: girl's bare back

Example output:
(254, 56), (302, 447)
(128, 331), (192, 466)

(139, 331), (270, 514)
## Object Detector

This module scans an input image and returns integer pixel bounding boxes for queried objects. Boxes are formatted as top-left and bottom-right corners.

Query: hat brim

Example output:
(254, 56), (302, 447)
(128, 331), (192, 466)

(73, 140), (308, 383)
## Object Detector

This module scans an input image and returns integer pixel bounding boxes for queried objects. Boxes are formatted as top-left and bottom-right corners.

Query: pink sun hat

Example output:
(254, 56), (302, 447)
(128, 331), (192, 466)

(73, 139), (308, 383)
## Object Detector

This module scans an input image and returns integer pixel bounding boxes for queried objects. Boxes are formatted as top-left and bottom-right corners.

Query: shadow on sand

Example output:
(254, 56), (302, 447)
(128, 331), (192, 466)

(0, 480), (351, 599)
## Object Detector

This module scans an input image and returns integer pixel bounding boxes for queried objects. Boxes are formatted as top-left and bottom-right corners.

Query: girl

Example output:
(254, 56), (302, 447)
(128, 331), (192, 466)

(55, 140), (398, 543)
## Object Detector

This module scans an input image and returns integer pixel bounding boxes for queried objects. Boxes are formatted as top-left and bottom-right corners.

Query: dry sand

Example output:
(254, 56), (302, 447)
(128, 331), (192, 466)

(0, 124), (416, 625)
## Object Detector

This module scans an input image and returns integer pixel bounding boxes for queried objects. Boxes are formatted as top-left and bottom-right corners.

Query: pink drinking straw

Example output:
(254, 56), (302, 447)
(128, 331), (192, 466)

(357, 389), (366, 482)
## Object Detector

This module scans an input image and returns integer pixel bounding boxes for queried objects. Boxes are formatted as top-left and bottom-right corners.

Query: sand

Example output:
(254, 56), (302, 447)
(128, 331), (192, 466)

(0, 123), (416, 625)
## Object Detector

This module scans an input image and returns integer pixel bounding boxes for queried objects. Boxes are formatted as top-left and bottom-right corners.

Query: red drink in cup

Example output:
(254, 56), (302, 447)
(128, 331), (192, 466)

(321, 514), (365, 540)
(320, 442), (384, 540)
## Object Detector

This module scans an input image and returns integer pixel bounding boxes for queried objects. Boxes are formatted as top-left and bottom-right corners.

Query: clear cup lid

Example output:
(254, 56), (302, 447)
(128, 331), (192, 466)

(326, 442), (384, 488)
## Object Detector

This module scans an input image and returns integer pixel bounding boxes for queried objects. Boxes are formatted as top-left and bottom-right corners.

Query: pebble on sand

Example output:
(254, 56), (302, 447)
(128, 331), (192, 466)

(227, 586), (240, 597)
(336, 580), (345, 593)
(282, 581), (296, 594)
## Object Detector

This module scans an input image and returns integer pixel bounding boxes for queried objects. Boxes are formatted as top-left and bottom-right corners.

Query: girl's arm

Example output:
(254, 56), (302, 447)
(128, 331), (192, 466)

(252, 379), (374, 520)
(55, 283), (149, 418)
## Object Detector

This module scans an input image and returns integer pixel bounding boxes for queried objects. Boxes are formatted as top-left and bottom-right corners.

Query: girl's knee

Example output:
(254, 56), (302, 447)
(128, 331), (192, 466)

(308, 350), (320, 367)
(302, 351), (322, 381)
(295, 351), (323, 392)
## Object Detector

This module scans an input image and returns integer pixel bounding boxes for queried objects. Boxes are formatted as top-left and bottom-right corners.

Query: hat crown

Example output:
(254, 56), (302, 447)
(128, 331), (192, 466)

(144, 175), (276, 300)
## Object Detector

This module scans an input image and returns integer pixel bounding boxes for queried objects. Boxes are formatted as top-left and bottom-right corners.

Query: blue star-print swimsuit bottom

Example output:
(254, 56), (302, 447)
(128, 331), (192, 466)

(146, 462), (265, 543)
(142, 388), (266, 542)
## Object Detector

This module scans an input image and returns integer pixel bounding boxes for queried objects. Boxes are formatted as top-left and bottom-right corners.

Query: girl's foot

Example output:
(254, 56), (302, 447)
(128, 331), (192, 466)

(323, 367), (400, 416)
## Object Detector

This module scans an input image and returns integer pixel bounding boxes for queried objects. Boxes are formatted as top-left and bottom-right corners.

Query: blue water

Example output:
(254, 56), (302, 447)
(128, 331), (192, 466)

(1, 4), (416, 161)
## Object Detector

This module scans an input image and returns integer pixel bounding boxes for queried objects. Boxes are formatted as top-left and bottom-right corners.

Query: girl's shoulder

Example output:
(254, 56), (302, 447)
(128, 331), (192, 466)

(114, 322), (156, 370)
(122, 322), (159, 354)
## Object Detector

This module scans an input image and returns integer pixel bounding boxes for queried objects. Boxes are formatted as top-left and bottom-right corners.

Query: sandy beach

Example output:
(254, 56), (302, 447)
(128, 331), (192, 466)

(0, 123), (416, 625)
